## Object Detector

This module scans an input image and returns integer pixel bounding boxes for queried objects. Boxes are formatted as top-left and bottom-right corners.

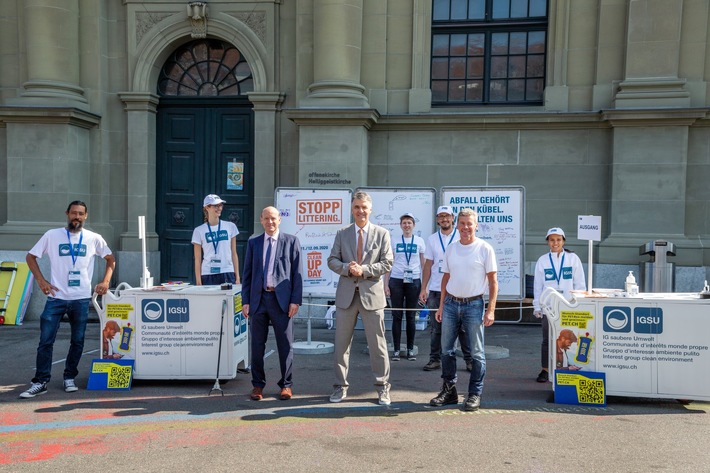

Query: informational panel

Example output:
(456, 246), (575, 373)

(545, 293), (710, 401)
(440, 186), (525, 300)
(357, 187), (436, 238)
(276, 188), (352, 297)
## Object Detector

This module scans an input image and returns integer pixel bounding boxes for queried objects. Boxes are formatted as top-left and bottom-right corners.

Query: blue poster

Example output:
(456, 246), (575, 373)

(554, 370), (606, 406)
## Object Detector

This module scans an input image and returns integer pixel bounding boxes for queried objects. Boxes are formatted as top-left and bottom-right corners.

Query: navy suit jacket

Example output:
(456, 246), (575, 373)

(242, 232), (303, 314)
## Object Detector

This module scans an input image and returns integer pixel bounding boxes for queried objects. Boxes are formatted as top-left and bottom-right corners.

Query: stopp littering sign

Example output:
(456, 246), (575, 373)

(276, 188), (353, 297)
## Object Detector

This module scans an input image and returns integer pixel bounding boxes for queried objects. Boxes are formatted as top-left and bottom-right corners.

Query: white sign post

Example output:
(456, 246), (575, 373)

(577, 215), (602, 293)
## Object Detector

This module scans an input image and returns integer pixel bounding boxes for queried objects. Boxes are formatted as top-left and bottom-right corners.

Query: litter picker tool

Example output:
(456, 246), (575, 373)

(209, 299), (228, 396)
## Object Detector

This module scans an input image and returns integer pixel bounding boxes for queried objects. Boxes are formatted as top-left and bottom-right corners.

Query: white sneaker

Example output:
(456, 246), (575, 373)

(329, 386), (347, 403)
(20, 382), (47, 399)
(378, 383), (391, 406)
(64, 379), (79, 393)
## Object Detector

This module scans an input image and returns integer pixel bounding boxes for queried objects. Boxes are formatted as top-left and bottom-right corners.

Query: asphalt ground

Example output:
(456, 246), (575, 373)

(1, 316), (709, 472)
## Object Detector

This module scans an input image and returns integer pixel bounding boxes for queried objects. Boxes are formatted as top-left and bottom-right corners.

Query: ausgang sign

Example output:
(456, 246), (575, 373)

(578, 215), (602, 241)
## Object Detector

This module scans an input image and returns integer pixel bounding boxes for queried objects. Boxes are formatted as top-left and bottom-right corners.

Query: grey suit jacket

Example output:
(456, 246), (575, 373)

(327, 223), (393, 311)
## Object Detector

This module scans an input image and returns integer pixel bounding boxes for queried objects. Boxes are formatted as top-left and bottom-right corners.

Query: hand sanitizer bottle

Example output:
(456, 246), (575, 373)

(625, 271), (637, 294)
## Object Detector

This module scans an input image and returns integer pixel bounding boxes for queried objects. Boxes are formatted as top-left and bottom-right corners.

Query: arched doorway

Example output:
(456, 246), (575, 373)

(156, 39), (254, 282)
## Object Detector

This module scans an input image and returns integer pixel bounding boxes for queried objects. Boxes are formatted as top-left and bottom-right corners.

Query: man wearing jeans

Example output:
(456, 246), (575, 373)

(20, 201), (115, 398)
(429, 208), (498, 411)
(419, 205), (473, 372)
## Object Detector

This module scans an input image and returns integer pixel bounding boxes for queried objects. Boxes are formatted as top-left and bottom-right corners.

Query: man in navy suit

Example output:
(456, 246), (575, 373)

(242, 206), (303, 401)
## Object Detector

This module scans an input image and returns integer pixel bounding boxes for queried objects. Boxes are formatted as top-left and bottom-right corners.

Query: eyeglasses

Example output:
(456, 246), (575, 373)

(208, 204), (224, 208)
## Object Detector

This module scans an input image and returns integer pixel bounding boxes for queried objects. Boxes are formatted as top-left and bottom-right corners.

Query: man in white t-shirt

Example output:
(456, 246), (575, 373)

(429, 208), (498, 412)
(20, 201), (115, 399)
(419, 205), (473, 372)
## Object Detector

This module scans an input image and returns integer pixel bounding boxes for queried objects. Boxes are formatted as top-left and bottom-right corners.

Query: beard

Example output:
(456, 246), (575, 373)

(67, 219), (84, 232)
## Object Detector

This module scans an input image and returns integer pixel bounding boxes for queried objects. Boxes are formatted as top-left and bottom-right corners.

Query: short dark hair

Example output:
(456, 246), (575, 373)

(66, 200), (88, 213)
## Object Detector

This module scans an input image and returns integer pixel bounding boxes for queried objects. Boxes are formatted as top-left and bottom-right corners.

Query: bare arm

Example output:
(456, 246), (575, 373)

(230, 236), (241, 284)
(26, 253), (57, 296)
(484, 271), (498, 327)
(419, 258), (433, 304)
(193, 243), (203, 285)
(95, 254), (115, 294)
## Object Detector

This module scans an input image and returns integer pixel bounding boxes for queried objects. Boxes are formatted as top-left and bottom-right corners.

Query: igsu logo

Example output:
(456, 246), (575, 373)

(141, 299), (189, 323)
(634, 307), (663, 334)
(142, 299), (164, 323)
(166, 299), (189, 323)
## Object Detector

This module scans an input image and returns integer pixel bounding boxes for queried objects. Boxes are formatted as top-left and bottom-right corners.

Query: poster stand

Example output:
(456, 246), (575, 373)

(293, 295), (334, 354)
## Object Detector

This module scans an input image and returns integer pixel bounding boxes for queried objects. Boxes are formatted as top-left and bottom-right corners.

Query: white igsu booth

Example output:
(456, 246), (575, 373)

(93, 283), (248, 380)
(541, 287), (710, 402)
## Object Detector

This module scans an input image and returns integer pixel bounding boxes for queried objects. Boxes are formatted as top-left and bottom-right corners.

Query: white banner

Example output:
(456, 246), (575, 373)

(276, 188), (352, 297)
(440, 186), (525, 300)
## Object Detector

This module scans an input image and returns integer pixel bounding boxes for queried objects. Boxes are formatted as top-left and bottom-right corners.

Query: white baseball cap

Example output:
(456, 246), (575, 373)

(400, 212), (416, 221)
(546, 227), (566, 240)
(203, 194), (226, 207)
(436, 206), (454, 216)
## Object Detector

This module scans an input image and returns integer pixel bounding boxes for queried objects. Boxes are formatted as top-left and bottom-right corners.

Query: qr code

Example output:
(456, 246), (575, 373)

(108, 365), (132, 388)
(578, 378), (605, 404)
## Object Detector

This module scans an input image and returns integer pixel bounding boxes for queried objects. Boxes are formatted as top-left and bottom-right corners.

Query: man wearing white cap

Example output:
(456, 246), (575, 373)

(419, 205), (473, 372)
(532, 227), (586, 382)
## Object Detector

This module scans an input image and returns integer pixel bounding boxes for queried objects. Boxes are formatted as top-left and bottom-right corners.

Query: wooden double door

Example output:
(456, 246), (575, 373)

(157, 98), (254, 282)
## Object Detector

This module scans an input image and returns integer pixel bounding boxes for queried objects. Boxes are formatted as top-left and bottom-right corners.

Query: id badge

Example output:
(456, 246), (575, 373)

(68, 270), (81, 287)
(403, 270), (414, 284)
(437, 259), (444, 274)
(210, 257), (221, 274)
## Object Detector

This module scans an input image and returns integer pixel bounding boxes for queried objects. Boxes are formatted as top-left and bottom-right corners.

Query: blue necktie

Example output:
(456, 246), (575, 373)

(263, 236), (273, 290)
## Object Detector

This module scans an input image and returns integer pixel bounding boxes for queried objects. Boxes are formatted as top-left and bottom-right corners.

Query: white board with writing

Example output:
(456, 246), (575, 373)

(441, 187), (525, 300)
(356, 187), (437, 239)
(276, 188), (352, 297)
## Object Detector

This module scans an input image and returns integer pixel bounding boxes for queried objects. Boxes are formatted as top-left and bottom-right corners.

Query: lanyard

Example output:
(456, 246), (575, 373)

(438, 229), (457, 253)
(209, 220), (221, 253)
(401, 235), (415, 265)
(66, 229), (83, 268)
(548, 252), (565, 285)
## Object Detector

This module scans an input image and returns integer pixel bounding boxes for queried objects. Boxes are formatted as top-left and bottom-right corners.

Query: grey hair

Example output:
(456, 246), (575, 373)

(352, 191), (372, 204)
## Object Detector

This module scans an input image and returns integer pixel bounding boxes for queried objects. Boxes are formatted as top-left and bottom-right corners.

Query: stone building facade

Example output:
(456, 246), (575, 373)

(1, 1), (709, 316)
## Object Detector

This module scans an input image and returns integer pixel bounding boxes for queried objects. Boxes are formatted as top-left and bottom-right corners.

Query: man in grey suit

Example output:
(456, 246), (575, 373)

(327, 191), (394, 405)
(242, 206), (303, 401)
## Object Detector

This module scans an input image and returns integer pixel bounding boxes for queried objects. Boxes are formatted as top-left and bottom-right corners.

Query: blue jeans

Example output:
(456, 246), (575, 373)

(427, 291), (472, 363)
(441, 297), (486, 396)
(201, 272), (236, 286)
(32, 297), (90, 384)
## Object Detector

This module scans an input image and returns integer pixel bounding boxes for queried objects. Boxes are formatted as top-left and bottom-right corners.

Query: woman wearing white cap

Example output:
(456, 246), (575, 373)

(192, 194), (241, 286)
(532, 227), (585, 382)
(384, 213), (426, 361)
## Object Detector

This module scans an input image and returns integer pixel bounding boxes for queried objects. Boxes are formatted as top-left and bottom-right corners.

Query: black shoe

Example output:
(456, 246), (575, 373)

(536, 370), (549, 383)
(406, 349), (416, 361)
(423, 360), (440, 371)
(463, 394), (481, 411)
(430, 383), (458, 407)
(466, 360), (473, 372)
(392, 350), (400, 361)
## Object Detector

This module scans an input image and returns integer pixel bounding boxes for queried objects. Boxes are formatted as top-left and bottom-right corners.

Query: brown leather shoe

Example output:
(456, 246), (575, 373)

(280, 387), (292, 400)
(250, 386), (263, 400)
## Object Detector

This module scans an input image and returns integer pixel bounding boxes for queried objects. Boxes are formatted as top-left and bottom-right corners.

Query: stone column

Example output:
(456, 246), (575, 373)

(613, 0), (689, 108)
(20, 0), (87, 107)
(301, 0), (368, 107)
(247, 92), (284, 228)
(115, 93), (160, 285)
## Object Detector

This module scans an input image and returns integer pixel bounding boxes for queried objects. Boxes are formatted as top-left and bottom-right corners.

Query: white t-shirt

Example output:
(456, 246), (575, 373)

(191, 220), (239, 275)
(28, 228), (112, 300)
(441, 238), (497, 298)
(390, 234), (426, 279)
(423, 229), (459, 291)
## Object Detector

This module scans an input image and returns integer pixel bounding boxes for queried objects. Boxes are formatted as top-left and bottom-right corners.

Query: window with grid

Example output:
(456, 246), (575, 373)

(431, 0), (548, 105)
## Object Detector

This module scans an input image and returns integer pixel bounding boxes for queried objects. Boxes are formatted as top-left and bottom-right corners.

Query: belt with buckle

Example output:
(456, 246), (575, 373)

(264, 287), (275, 292)
(448, 294), (483, 303)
